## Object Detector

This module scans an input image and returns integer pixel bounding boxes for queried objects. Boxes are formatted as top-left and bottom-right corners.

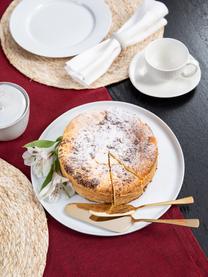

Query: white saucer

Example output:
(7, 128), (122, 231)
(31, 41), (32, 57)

(9, 0), (111, 58)
(129, 51), (201, 98)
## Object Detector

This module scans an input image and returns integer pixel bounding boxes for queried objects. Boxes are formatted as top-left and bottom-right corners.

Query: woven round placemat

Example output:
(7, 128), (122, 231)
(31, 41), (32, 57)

(0, 0), (164, 89)
(0, 159), (48, 277)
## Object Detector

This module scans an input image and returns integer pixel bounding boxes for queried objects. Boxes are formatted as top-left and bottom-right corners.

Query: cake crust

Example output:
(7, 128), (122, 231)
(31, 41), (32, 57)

(58, 109), (158, 204)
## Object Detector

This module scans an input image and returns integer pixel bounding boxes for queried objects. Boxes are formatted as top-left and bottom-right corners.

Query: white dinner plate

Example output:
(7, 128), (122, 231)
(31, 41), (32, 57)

(129, 51), (201, 98)
(10, 0), (111, 57)
(31, 101), (184, 236)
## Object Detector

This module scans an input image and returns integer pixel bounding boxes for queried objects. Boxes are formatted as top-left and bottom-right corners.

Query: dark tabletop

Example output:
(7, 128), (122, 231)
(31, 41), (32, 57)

(108, 0), (208, 255)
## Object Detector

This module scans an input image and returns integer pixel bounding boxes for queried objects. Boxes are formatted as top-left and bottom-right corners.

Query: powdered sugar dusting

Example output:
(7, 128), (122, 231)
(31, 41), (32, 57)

(59, 108), (157, 188)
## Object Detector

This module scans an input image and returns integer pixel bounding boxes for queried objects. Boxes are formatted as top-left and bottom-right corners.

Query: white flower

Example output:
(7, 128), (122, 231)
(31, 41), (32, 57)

(47, 184), (63, 203)
(63, 181), (75, 198)
(22, 146), (54, 177)
(39, 172), (69, 201)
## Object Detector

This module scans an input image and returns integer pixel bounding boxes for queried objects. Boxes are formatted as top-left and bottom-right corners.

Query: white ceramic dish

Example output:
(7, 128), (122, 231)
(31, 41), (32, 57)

(10, 0), (112, 58)
(0, 82), (30, 141)
(31, 101), (185, 236)
(129, 51), (201, 98)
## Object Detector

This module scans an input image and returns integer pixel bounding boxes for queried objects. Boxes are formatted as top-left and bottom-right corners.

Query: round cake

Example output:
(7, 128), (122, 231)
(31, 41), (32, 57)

(58, 109), (158, 205)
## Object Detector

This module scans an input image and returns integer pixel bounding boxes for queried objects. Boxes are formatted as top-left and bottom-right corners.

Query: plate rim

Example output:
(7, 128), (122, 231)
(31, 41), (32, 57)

(9, 0), (112, 58)
(31, 101), (185, 236)
(129, 50), (201, 98)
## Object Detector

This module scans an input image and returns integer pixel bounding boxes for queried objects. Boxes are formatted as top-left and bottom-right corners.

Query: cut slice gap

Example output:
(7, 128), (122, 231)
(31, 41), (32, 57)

(108, 152), (115, 205)
(107, 152), (143, 206)
(108, 152), (143, 181)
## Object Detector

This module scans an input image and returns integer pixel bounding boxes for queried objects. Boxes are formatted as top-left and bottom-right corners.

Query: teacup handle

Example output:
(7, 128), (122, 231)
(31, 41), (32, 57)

(181, 58), (198, 78)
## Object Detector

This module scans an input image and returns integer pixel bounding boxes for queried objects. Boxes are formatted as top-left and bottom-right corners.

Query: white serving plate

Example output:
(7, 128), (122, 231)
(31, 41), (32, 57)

(31, 101), (184, 236)
(10, 0), (111, 57)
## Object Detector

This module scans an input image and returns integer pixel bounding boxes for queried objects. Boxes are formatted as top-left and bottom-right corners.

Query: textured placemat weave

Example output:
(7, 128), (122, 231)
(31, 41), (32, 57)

(0, 158), (48, 277)
(0, 0), (164, 89)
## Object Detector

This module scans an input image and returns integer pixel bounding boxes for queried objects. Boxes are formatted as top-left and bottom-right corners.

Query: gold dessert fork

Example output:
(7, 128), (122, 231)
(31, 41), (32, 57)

(89, 196), (194, 217)
(66, 196), (194, 218)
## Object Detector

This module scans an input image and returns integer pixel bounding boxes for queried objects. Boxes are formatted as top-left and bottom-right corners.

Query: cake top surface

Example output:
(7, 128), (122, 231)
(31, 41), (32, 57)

(58, 108), (157, 189)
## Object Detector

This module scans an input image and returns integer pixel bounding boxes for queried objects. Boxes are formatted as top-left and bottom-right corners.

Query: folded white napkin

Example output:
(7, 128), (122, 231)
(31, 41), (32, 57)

(65, 0), (168, 86)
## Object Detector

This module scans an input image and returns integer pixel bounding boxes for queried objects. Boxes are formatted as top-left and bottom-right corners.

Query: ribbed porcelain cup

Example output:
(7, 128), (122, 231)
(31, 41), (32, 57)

(0, 82), (30, 141)
(144, 38), (198, 81)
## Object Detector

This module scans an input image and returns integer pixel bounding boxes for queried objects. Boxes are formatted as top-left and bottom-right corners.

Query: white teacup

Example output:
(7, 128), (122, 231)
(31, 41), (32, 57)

(144, 38), (198, 81)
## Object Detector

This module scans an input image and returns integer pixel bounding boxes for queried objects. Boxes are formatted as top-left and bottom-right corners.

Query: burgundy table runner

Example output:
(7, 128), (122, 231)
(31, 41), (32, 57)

(0, 2), (208, 276)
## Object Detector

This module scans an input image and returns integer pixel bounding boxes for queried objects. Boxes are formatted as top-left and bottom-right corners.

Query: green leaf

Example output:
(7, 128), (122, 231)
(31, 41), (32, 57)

(56, 136), (63, 142)
(40, 166), (54, 191)
(24, 140), (58, 149)
(54, 157), (61, 173)
(53, 147), (59, 157)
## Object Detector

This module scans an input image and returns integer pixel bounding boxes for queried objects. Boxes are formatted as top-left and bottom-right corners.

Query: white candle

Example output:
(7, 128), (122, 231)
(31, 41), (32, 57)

(0, 84), (26, 128)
